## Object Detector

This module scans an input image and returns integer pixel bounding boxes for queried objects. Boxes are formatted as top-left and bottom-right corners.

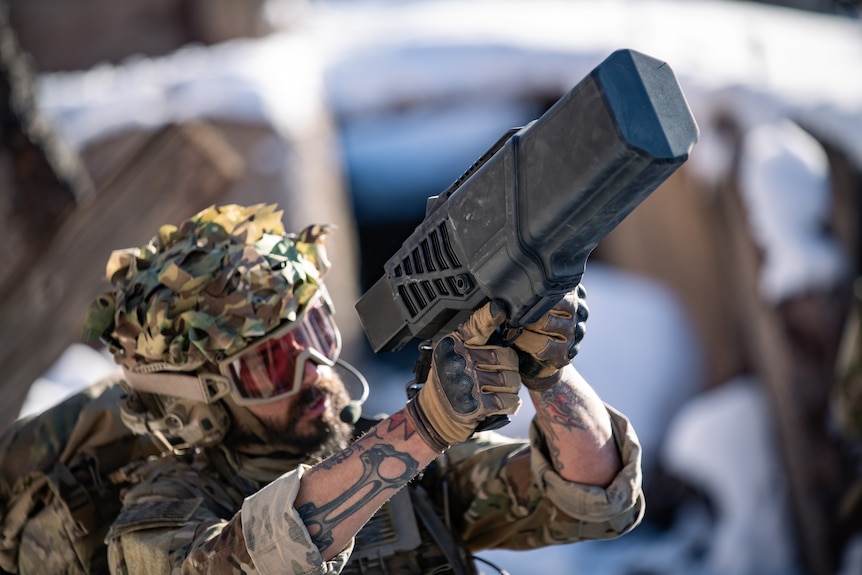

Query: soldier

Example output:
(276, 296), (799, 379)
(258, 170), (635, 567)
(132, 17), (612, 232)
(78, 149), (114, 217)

(84, 203), (644, 575)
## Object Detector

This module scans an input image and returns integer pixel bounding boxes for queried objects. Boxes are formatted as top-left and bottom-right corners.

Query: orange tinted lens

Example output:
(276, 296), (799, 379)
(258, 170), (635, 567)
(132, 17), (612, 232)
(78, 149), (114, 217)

(228, 329), (305, 400)
(306, 304), (338, 358)
(228, 303), (338, 402)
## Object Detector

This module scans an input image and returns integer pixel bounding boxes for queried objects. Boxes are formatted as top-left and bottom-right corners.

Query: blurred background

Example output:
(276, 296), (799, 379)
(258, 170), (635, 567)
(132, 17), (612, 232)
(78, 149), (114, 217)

(2, 0), (861, 574)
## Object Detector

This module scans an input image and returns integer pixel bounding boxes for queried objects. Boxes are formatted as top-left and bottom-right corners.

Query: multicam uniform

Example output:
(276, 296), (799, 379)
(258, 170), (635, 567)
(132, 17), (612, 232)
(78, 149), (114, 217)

(106, 407), (643, 575)
(66, 204), (644, 575)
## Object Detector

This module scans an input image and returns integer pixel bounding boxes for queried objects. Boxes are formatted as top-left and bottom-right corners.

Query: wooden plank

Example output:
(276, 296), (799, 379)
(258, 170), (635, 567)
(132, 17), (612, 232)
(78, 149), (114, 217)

(718, 175), (845, 575)
(0, 2), (94, 296)
(0, 121), (243, 430)
(597, 166), (745, 388)
(79, 130), (153, 192)
(8, 0), (269, 73)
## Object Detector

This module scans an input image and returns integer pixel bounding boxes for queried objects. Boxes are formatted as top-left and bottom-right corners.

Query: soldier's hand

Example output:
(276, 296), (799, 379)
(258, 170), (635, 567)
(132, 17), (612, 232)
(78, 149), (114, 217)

(513, 285), (589, 391)
(405, 301), (521, 452)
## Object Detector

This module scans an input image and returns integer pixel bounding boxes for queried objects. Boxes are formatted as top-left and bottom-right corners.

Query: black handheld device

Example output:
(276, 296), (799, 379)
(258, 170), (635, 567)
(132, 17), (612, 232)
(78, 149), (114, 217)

(356, 49), (699, 354)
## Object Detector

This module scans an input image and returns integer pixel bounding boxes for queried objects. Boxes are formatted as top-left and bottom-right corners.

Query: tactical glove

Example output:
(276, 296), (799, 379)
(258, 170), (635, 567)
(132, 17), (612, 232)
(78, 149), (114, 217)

(406, 301), (521, 452)
(513, 285), (589, 391)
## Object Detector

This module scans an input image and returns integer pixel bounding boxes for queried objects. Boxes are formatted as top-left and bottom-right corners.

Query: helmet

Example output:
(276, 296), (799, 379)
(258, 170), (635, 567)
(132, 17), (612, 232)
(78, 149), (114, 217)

(84, 203), (362, 452)
(85, 203), (333, 370)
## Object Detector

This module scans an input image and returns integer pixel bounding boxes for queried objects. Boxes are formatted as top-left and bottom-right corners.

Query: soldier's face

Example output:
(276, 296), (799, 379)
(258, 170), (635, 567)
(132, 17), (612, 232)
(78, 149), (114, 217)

(239, 360), (352, 452)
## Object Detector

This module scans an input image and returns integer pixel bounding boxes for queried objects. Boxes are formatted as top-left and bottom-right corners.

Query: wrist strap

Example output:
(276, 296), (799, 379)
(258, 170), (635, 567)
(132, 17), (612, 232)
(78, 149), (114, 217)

(405, 399), (450, 453)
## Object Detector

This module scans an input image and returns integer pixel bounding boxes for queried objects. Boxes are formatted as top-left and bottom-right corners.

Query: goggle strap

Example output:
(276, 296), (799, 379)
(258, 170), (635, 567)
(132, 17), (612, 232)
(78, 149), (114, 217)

(122, 368), (231, 404)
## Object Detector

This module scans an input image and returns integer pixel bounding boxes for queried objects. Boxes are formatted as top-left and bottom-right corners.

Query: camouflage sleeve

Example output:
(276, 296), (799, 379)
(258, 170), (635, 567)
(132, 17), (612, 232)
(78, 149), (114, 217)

(436, 403), (644, 552)
(106, 462), (351, 574)
(240, 464), (353, 574)
(107, 501), (252, 575)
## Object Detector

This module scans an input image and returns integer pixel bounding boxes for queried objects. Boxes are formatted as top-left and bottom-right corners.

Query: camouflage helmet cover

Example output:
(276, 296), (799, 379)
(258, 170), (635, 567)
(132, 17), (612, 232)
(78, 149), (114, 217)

(84, 204), (333, 371)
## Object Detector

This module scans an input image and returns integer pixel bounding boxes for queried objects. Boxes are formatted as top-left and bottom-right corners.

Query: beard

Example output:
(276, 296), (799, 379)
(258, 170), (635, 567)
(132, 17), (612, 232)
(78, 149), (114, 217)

(225, 368), (354, 464)
(283, 378), (353, 459)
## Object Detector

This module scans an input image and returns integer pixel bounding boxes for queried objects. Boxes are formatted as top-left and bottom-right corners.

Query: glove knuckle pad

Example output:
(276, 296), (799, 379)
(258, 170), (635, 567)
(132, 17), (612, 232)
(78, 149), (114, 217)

(434, 336), (479, 415)
(576, 302), (589, 322)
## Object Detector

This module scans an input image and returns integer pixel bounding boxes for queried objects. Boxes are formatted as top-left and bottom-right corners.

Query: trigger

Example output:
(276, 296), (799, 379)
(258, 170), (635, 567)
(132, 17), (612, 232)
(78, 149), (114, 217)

(495, 321), (523, 346)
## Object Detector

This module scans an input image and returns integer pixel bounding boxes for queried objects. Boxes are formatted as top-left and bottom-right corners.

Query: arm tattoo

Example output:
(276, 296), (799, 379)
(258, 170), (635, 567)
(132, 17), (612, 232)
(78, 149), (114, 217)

(296, 443), (420, 552)
(535, 385), (588, 431)
(534, 385), (588, 471)
(314, 441), (365, 472)
(385, 410), (418, 442)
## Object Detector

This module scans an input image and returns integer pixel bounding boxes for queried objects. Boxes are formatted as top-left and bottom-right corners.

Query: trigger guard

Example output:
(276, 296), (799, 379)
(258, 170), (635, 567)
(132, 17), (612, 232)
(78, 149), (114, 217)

(493, 321), (523, 347)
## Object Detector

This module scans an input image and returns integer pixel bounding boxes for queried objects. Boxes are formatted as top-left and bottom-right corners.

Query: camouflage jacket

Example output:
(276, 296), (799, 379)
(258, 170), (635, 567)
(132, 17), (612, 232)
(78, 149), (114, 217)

(106, 406), (643, 575)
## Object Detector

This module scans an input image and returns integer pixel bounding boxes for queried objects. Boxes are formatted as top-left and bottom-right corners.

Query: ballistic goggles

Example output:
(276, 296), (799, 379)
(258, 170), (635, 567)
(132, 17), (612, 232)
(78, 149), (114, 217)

(216, 293), (342, 405)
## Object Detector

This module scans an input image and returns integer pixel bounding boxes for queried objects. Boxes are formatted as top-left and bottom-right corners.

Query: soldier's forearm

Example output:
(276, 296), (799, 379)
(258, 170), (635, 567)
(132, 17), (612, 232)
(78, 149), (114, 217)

(529, 365), (621, 487)
(295, 409), (438, 560)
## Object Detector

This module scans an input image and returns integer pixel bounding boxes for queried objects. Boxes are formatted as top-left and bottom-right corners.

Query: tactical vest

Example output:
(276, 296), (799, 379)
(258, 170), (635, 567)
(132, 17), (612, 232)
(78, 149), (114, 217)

(0, 377), (160, 575)
(0, 387), (486, 575)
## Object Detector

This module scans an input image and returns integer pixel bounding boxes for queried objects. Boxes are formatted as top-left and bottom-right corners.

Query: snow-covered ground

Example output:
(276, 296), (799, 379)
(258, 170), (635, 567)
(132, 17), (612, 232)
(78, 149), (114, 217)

(26, 1), (862, 573)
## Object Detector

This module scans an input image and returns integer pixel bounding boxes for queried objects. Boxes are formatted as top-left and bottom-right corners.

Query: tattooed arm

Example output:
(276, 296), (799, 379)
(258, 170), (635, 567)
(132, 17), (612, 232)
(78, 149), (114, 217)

(529, 363), (621, 487)
(511, 287), (621, 487)
(294, 410), (438, 560)
(294, 302), (522, 561)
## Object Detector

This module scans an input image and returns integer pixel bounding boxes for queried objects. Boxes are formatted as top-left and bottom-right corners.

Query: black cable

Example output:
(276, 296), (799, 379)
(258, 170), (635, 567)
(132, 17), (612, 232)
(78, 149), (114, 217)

(471, 555), (511, 575)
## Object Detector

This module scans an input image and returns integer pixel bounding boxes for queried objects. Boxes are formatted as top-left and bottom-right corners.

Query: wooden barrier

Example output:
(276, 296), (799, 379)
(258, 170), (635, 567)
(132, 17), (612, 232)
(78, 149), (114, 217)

(0, 122), (243, 429)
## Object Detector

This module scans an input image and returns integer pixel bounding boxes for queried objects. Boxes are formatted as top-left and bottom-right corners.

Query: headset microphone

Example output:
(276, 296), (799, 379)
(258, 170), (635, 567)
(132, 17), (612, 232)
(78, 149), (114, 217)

(340, 402), (362, 424)
(335, 358), (369, 425)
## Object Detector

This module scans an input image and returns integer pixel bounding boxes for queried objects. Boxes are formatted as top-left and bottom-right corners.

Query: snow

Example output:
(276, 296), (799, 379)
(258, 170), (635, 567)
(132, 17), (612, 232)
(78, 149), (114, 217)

(22, 1), (862, 574)
(739, 118), (850, 301)
(39, 33), (328, 150)
(659, 377), (799, 575)
(18, 344), (119, 419)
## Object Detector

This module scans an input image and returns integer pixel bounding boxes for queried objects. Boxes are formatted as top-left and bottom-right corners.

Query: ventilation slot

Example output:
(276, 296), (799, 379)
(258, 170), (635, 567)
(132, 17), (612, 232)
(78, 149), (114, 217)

(401, 257), (413, 275)
(397, 285), (417, 317)
(420, 239), (436, 272)
(411, 248), (424, 273)
(439, 223), (461, 267)
(421, 281), (436, 302)
(408, 283), (427, 310)
(430, 230), (449, 270)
